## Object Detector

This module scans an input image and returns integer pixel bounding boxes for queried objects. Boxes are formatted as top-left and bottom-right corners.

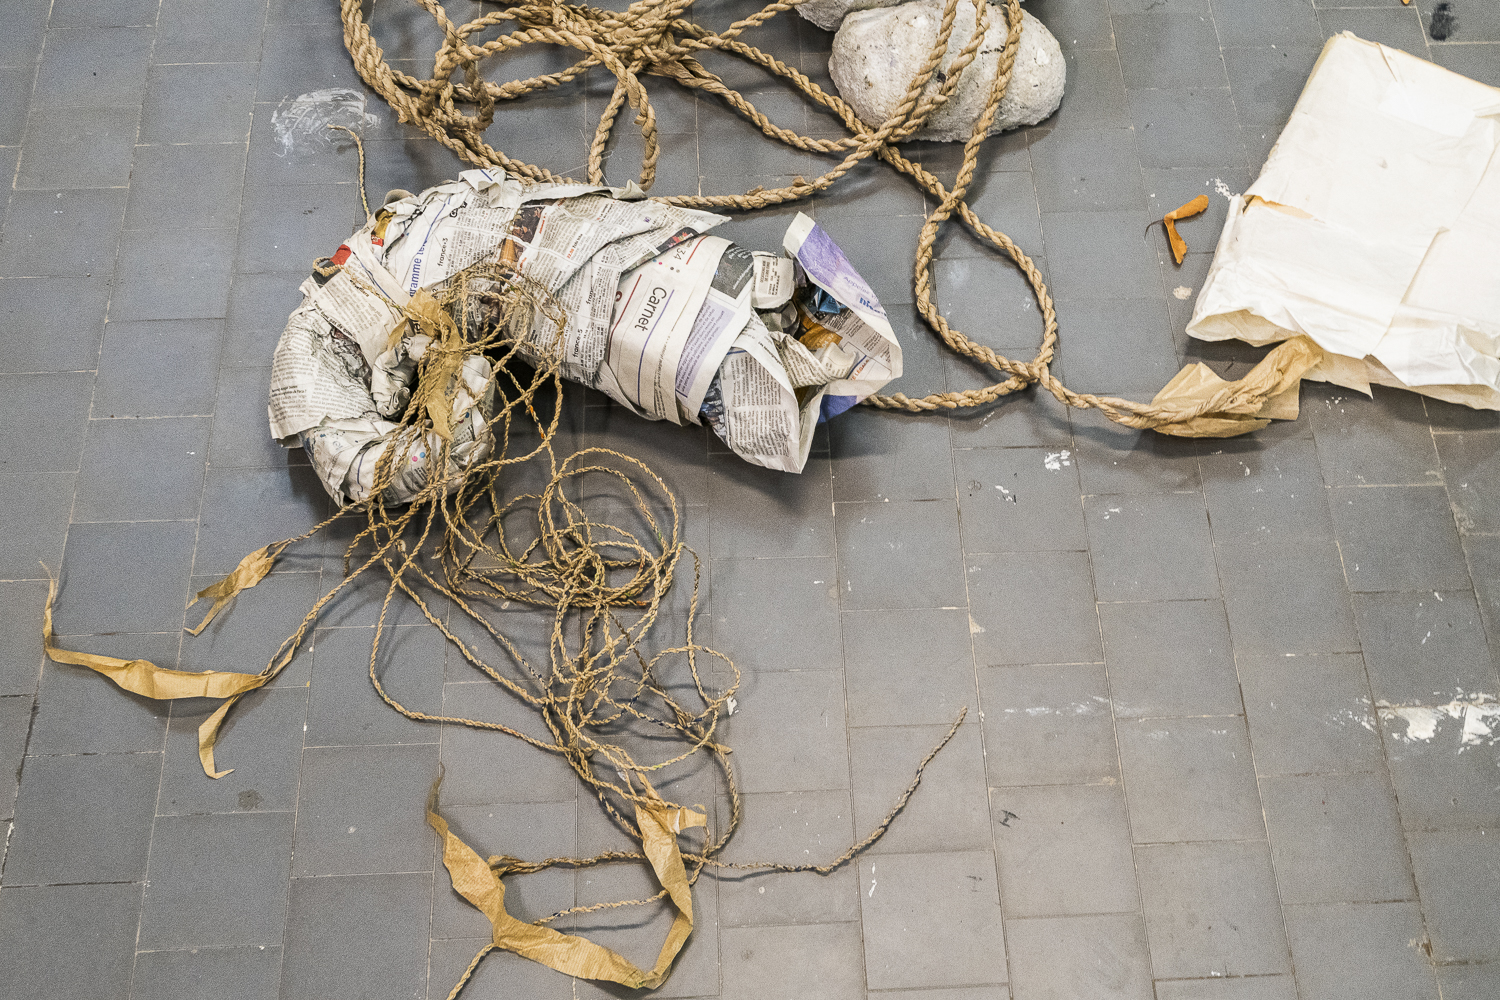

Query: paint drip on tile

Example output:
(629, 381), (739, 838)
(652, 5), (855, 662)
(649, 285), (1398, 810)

(1378, 693), (1500, 747)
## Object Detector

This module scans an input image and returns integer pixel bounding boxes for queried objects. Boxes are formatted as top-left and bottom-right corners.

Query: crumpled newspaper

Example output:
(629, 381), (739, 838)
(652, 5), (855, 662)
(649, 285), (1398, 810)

(1188, 32), (1500, 411)
(268, 171), (901, 502)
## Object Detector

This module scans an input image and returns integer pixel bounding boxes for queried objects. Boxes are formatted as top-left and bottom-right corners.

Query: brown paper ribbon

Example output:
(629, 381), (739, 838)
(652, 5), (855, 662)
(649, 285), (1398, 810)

(1150, 335), (1324, 437)
(428, 780), (706, 990)
(42, 549), (284, 777)
(406, 288), (467, 441)
(1164, 194), (1210, 265)
(185, 544), (277, 635)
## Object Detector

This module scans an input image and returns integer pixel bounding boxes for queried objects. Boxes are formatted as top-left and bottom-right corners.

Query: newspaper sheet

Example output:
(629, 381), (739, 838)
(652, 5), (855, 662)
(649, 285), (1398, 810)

(782, 214), (902, 418)
(604, 235), (731, 423)
(269, 279), (385, 441)
(701, 313), (819, 473)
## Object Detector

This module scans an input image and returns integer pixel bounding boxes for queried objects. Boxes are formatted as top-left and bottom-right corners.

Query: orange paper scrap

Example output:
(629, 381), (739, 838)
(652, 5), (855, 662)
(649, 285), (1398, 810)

(1164, 194), (1210, 265)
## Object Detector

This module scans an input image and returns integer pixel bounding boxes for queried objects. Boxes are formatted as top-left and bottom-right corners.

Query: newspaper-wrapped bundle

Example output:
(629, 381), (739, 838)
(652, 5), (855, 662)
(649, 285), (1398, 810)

(269, 171), (901, 501)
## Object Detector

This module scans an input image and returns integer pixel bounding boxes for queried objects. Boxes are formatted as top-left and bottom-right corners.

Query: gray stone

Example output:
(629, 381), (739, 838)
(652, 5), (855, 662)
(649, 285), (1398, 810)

(830, 3), (1063, 142)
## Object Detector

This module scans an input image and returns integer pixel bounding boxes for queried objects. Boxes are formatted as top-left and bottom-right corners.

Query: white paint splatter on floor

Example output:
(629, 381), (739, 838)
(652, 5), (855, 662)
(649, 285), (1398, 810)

(272, 88), (379, 154)
(1378, 693), (1500, 747)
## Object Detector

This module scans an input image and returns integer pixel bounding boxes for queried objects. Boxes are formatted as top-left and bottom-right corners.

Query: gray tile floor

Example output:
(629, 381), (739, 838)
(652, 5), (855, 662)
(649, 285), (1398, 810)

(2, 0), (1499, 998)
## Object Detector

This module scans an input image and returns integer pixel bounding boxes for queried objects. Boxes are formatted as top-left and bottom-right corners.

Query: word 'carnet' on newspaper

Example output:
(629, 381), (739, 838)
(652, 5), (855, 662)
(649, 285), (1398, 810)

(268, 171), (902, 503)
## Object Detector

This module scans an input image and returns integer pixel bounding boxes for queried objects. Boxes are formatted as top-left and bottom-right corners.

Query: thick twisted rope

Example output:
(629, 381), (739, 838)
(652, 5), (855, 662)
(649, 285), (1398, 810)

(336, 0), (1290, 431)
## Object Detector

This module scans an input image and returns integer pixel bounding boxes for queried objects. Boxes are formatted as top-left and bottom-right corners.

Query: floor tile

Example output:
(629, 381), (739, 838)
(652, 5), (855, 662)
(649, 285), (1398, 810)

(1039, 210), (1162, 300)
(1115, 15), (1230, 89)
(1098, 600), (1240, 718)
(1306, 384), (1441, 488)
(16, 104), (138, 189)
(0, 370), (94, 472)
(0, 472), (76, 577)
(157, 686), (309, 816)
(26, 633), (175, 754)
(140, 62), (258, 145)
(130, 946), (283, 1000)
(1319, 7), (1432, 57)
(1029, 128), (1147, 212)
(1049, 47), (1131, 130)
(1284, 901), (1440, 1000)
(0, 883), (142, 1000)
(1329, 485), (1471, 593)
(1215, 0), (1325, 47)
(1216, 538), (1361, 655)
(0, 275), (110, 374)
(155, 0), (269, 64)
(1117, 716), (1264, 843)
(1136, 840), (1292, 978)
(1436, 431), (1500, 536)
(1437, 959), (1500, 1000)
(728, 668), (851, 793)
(0, 695), (32, 820)
(305, 624), (445, 747)
(709, 455), (834, 559)
(711, 555), (841, 674)
(1353, 589), (1496, 705)
(139, 811), (294, 949)
(859, 851), (1008, 990)
(1049, 296), (1180, 396)
(73, 416), (209, 522)
(991, 782), (1139, 916)
(427, 939), (574, 1000)
(1151, 978), (1298, 1000)
(1408, 828), (1500, 963)
(1005, 913), (1154, 1000)
(720, 922), (866, 1000)
(829, 407), (957, 502)
(835, 499), (967, 610)
(195, 465), (330, 577)
(110, 227), (238, 322)
(1200, 437), (1334, 543)
(32, 26), (154, 107)
(93, 318), (223, 418)
(1380, 706), (1500, 831)
(280, 872), (433, 1000)
(1086, 492), (1220, 602)
(293, 743), (439, 876)
(1073, 423), (1204, 495)
(55, 520), (197, 635)
(49, 0), (159, 28)
(714, 789), (858, 927)
(1237, 653), (1384, 776)
(979, 662), (1119, 786)
(5, 751), (160, 884)
(843, 608), (977, 726)
(956, 447), (1088, 553)
(1261, 772), (1415, 905)
(125, 142), (248, 231)
(968, 551), (1103, 667)
(1129, 86), (1245, 170)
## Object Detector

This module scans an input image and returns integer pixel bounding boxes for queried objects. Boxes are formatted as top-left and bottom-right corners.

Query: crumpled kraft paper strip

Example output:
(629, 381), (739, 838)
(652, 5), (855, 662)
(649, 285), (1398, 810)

(1164, 194), (1210, 265)
(1149, 335), (1324, 437)
(42, 548), (285, 777)
(428, 779), (706, 989)
(184, 544), (277, 635)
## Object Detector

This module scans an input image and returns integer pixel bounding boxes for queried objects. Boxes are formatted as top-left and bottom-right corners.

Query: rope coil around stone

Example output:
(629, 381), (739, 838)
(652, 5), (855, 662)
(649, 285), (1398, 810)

(336, 0), (1288, 432)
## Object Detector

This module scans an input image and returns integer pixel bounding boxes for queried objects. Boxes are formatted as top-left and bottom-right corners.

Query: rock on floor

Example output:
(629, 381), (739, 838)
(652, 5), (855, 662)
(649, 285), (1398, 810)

(796, 0), (902, 33)
(828, 2), (1064, 142)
